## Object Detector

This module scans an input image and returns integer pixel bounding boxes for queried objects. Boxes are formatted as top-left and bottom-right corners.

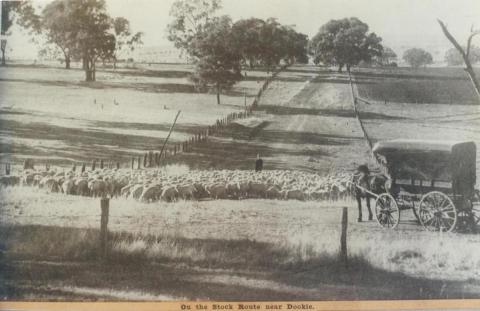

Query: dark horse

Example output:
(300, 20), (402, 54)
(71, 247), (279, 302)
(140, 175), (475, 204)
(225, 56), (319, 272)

(351, 165), (389, 222)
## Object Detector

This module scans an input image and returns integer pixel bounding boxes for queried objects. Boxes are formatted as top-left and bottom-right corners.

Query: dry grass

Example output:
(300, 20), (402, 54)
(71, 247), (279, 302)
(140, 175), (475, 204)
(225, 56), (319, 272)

(353, 67), (480, 105)
(2, 186), (480, 283)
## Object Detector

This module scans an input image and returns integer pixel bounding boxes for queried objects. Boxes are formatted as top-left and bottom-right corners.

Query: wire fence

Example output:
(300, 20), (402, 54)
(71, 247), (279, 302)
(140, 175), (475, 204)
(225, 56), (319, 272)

(1, 198), (351, 262)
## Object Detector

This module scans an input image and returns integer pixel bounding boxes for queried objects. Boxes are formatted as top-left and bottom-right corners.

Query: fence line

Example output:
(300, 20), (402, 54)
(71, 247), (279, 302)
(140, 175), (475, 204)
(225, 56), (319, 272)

(0, 65), (289, 176)
(131, 64), (289, 168)
(2, 197), (351, 262)
(347, 71), (375, 154)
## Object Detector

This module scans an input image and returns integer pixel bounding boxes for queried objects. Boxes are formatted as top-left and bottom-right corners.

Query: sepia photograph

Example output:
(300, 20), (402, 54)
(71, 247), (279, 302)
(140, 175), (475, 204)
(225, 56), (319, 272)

(1, 0), (480, 308)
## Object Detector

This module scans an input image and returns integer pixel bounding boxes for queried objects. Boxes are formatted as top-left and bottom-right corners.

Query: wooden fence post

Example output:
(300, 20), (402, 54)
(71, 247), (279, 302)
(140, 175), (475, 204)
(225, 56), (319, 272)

(131, 157), (134, 169)
(100, 198), (110, 260)
(92, 160), (96, 171)
(72, 163), (76, 172)
(116, 162), (120, 169)
(137, 156), (141, 169)
(81, 163), (86, 173)
(143, 153), (147, 168)
(5, 163), (10, 175)
(340, 207), (348, 267)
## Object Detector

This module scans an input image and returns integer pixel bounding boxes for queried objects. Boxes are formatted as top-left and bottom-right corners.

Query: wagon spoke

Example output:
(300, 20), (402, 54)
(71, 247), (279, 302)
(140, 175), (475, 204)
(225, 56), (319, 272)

(424, 216), (435, 226)
(440, 198), (452, 210)
(433, 196), (445, 206)
(440, 206), (454, 212)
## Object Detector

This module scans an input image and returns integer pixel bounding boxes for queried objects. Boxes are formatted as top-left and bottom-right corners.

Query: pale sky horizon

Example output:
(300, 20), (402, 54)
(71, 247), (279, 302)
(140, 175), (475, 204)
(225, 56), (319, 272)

(2, 0), (480, 61)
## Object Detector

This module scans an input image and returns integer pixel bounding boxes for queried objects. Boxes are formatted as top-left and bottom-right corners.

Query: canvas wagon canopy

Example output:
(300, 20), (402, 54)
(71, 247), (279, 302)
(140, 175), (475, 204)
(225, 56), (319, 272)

(373, 139), (476, 192)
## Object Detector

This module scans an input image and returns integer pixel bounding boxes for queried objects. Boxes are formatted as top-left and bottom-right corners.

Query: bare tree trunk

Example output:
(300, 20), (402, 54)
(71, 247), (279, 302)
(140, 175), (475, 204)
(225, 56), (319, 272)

(62, 50), (71, 69)
(216, 85), (221, 105)
(465, 66), (480, 99)
(85, 58), (94, 81)
(338, 64), (344, 73)
(438, 19), (480, 103)
(1, 48), (5, 66)
(1, 39), (6, 66)
(65, 56), (70, 69)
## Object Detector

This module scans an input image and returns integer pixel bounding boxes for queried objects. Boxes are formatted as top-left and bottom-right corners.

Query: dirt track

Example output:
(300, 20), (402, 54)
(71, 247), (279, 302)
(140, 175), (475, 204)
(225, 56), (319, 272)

(175, 65), (375, 173)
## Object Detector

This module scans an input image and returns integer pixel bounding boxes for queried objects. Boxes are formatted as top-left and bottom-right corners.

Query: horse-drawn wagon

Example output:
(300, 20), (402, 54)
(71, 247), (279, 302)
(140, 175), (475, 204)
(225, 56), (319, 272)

(356, 139), (480, 232)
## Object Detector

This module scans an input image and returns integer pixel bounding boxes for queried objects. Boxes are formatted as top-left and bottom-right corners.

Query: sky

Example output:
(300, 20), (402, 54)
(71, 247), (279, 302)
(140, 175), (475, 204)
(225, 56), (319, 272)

(2, 0), (480, 61)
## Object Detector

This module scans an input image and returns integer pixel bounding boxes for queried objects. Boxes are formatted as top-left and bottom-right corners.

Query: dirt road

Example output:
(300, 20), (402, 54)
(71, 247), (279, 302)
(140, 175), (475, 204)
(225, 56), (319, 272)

(178, 65), (375, 172)
(255, 66), (373, 172)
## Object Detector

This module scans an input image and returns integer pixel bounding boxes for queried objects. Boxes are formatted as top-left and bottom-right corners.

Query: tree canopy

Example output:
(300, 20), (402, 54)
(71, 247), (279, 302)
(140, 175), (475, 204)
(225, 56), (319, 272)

(309, 17), (383, 72)
(167, 0), (221, 55)
(376, 46), (397, 66)
(36, 0), (141, 79)
(1, 1), (40, 65)
(111, 17), (143, 68)
(167, 0), (309, 105)
(230, 18), (265, 68)
(189, 15), (243, 105)
(42, 0), (77, 69)
(402, 48), (433, 68)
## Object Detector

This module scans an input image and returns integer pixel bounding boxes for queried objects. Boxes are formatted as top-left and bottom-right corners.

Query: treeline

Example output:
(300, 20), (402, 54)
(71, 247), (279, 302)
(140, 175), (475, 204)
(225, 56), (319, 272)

(167, 0), (308, 104)
(1, 0), (143, 81)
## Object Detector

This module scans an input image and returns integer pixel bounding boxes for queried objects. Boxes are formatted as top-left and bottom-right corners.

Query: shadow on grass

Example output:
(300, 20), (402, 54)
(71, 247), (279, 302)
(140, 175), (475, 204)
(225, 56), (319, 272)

(101, 69), (191, 79)
(1, 224), (477, 300)
(171, 127), (363, 171)
(1, 77), (257, 98)
(352, 70), (470, 81)
(255, 105), (406, 120)
(0, 118), (204, 164)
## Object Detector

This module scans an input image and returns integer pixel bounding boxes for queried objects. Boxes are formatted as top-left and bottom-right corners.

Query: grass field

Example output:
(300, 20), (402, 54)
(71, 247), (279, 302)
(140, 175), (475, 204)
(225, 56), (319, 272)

(2, 186), (480, 300)
(2, 62), (480, 300)
(0, 62), (270, 166)
(353, 67), (480, 105)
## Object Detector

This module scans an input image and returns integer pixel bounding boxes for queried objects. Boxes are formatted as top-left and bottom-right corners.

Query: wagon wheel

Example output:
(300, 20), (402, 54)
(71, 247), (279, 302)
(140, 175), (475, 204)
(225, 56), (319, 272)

(458, 190), (480, 232)
(411, 202), (421, 224)
(419, 191), (457, 232)
(375, 193), (400, 229)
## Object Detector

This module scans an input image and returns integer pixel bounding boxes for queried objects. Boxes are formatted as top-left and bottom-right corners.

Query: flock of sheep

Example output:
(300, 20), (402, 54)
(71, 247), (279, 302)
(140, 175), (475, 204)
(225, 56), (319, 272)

(0, 167), (354, 202)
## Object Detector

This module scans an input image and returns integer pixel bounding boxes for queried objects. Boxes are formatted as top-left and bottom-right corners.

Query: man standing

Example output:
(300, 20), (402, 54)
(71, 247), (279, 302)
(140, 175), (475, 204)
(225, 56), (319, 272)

(255, 154), (263, 172)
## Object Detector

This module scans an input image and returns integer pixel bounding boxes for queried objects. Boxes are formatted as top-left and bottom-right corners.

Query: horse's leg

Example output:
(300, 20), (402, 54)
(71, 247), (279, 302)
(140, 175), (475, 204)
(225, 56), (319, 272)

(356, 193), (363, 222)
(366, 194), (373, 221)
